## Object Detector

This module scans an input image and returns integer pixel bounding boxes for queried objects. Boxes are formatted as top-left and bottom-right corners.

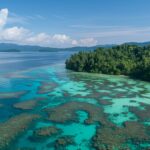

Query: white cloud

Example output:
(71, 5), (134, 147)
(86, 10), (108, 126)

(26, 33), (72, 47)
(0, 8), (100, 47)
(71, 38), (97, 46)
(27, 33), (51, 44)
(0, 26), (30, 43)
(52, 34), (71, 43)
(79, 38), (97, 46)
(72, 40), (78, 45)
(0, 8), (8, 28)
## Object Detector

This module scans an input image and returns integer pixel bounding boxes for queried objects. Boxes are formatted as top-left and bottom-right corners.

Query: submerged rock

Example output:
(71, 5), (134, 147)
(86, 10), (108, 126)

(38, 82), (58, 94)
(0, 91), (27, 100)
(29, 126), (61, 142)
(13, 100), (37, 110)
(54, 136), (74, 149)
(0, 113), (40, 150)
(13, 98), (46, 110)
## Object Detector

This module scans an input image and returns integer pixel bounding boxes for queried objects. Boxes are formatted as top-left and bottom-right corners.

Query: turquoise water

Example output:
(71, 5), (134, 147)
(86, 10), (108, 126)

(0, 52), (150, 150)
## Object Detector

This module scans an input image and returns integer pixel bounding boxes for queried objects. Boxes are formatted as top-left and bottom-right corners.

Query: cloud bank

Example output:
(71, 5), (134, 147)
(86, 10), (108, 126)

(0, 8), (97, 47)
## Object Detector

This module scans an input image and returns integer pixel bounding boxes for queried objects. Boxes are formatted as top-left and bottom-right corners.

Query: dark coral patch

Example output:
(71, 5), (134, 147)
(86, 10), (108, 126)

(0, 113), (40, 150)
(45, 101), (110, 126)
(129, 103), (150, 122)
(54, 136), (74, 149)
(38, 82), (58, 94)
(13, 97), (46, 110)
(0, 91), (27, 100)
(92, 121), (150, 150)
(13, 100), (37, 110)
(29, 126), (61, 142)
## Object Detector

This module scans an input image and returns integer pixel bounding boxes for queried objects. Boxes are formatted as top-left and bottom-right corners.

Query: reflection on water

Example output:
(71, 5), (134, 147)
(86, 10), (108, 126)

(0, 52), (150, 150)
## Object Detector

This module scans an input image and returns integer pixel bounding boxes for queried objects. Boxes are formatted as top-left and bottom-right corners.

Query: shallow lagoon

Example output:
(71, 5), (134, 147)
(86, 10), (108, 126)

(0, 52), (150, 150)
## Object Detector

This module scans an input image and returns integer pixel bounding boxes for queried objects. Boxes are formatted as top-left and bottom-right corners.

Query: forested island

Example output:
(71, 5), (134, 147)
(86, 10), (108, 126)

(66, 44), (150, 81)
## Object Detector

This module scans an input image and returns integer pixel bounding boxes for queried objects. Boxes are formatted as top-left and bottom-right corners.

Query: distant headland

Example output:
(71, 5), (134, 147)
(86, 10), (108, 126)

(66, 44), (150, 82)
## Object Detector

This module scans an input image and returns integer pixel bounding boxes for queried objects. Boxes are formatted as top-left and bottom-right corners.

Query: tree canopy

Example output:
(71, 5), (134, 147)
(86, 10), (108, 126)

(66, 44), (150, 82)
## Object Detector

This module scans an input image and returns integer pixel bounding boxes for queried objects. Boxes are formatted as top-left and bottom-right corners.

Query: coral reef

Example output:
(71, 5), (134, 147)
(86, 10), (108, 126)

(98, 99), (113, 105)
(29, 126), (61, 142)
(13, 100), (37, 110)
(13, 98), (45, 110)
(54, 136), (74, 149)
(45, 101), (110, 125)
(92, 121), (150, 150)
(0, 113), (39, 150)
(38, 82), (58, 94)
(129, 103), (150, 122)
(0, 91), (27, 100)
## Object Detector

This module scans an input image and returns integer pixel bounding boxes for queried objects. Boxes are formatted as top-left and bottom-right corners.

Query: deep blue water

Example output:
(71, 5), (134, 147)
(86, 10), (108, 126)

(0, 51), (73, 74)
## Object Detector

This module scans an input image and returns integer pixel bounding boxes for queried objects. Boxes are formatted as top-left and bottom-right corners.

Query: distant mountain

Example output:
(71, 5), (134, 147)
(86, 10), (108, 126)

(0, 43), (114, 52)
(124, 41), (150, 47)
(0, 43), (54, 52)
(0, 41), (150, 52)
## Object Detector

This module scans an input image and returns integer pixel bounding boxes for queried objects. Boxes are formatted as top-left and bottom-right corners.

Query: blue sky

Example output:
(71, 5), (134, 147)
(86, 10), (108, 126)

(0, 0), (150, 47)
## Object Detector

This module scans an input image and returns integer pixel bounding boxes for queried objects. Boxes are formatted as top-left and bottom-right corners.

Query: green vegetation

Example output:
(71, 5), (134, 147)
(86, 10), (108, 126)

(66, 44), (150, 81)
